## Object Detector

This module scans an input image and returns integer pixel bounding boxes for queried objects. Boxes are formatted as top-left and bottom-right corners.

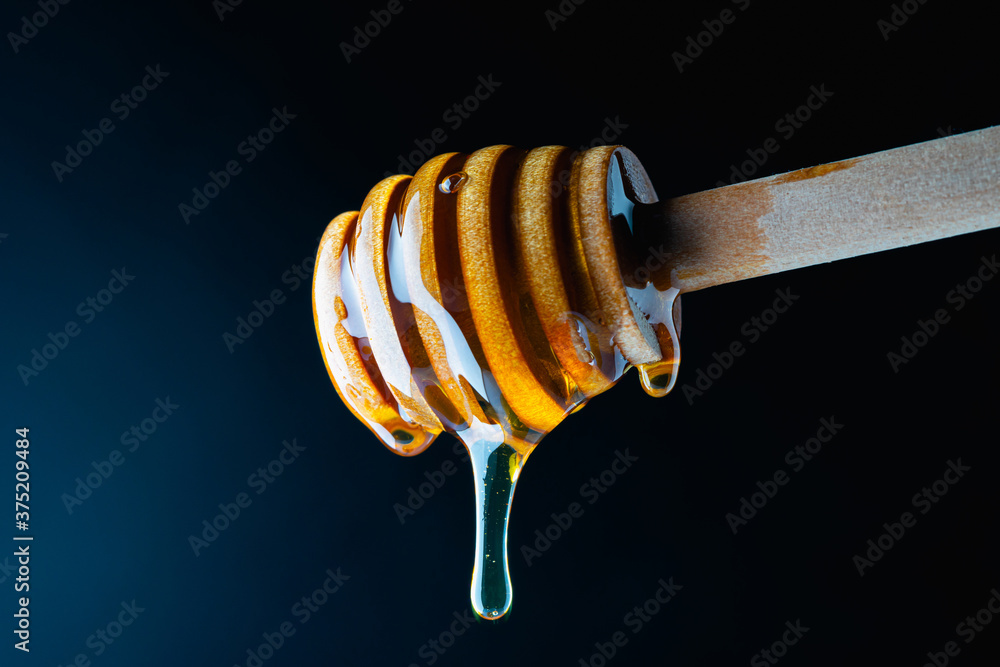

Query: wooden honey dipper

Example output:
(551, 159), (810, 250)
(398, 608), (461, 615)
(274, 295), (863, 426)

(312, 126), (1000, 620)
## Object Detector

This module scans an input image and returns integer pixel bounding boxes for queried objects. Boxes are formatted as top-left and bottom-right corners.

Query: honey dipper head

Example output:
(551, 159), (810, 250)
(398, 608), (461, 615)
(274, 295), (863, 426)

(312, 144), (681, 455)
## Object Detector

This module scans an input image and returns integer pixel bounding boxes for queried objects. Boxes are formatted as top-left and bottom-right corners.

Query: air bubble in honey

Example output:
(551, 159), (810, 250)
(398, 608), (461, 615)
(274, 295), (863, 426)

(438, 171), (468, 194)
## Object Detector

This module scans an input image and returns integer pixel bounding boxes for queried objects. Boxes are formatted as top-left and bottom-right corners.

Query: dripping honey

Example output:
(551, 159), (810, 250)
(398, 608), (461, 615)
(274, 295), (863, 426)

(313, 145), (681, 620)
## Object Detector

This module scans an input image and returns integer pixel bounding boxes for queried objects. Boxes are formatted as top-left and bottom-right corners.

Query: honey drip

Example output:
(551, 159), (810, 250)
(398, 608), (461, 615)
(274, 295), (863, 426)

(313, 145), (681, 619)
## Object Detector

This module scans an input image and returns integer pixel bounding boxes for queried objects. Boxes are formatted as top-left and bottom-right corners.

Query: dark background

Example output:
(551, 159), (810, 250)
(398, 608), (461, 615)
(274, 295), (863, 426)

(2, 0), (999, 665)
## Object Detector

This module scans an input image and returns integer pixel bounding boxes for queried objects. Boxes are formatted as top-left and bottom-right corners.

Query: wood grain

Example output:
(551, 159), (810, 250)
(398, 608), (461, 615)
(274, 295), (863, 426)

(659, 126), (1000, 292)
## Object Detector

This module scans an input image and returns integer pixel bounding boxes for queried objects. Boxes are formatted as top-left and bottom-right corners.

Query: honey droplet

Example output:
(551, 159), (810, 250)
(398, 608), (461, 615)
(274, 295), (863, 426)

(638, 359), (678, 398)
(438, 171), (469, 194)
(465, 428), (526, 622)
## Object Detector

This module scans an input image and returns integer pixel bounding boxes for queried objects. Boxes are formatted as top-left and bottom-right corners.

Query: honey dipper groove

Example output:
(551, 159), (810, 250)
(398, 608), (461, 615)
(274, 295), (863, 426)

(314, 144), (680, 453)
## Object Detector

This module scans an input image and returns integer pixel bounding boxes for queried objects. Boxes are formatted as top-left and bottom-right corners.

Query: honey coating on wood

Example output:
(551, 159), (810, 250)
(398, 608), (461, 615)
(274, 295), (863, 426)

(314, 144), (681, 451)
(312, 212), (438, 454)
(772, 157), (859, 184)
(514, 147), (618, 397)
(404, 153), (492, 430)
(457, 146), (570, 434)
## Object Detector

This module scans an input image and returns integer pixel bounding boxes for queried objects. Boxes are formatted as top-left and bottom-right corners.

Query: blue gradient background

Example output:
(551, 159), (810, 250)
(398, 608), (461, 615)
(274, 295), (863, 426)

(2, 1), (999, 665)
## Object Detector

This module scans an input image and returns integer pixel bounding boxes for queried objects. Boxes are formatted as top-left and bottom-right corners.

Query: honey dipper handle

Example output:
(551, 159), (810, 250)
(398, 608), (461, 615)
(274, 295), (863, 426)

(653, 126), (1000, 292)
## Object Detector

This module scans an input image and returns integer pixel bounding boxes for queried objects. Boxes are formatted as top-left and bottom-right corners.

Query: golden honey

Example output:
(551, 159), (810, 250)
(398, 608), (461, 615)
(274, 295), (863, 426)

(313, 144), (681, 619)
